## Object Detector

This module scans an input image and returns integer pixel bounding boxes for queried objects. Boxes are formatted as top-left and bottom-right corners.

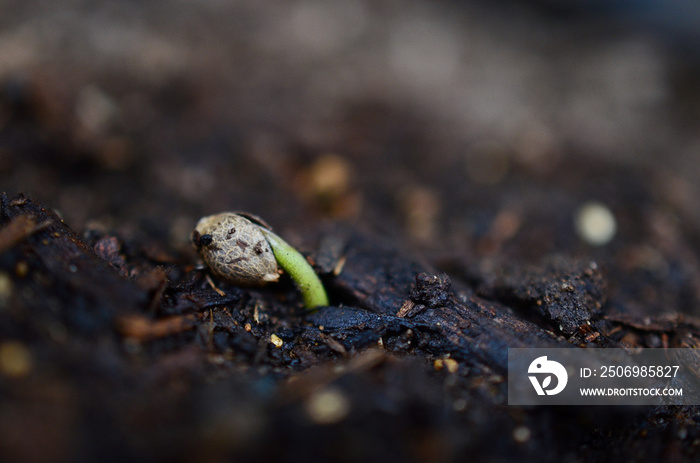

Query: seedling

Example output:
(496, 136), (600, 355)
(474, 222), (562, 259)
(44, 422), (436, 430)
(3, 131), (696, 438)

(192, 212), (329, 309)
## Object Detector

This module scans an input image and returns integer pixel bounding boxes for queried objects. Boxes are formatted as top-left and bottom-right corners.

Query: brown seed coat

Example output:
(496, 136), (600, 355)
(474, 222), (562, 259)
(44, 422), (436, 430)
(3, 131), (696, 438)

(193, 213), (279, 286)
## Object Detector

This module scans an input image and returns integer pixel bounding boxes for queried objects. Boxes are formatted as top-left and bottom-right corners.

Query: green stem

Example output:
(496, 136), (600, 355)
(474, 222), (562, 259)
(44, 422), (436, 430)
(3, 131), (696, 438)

(260, 229), (329, 309)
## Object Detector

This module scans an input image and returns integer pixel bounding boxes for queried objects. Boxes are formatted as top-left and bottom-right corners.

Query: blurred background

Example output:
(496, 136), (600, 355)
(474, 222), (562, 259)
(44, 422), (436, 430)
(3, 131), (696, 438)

(2, 0), (700, 303)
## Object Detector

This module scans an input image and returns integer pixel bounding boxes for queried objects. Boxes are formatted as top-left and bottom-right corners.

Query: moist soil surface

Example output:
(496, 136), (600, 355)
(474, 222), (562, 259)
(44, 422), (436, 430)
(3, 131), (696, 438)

(3, 2), (700, 463)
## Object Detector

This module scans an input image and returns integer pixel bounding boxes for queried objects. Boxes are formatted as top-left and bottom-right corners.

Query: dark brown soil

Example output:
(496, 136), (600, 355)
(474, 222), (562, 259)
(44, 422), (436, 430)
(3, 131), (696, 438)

(3, 2), (700, 462)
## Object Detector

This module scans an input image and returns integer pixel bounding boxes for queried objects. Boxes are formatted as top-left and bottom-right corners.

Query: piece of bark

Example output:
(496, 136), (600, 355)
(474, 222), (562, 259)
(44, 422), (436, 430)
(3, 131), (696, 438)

(475, 256), (607, 335)
(316, 231), (581, 374)
(0, 193), (148, 335)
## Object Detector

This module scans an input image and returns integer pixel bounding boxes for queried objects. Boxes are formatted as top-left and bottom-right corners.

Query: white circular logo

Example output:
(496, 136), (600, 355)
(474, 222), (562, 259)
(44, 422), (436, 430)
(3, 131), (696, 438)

(528, 356), (568, 396)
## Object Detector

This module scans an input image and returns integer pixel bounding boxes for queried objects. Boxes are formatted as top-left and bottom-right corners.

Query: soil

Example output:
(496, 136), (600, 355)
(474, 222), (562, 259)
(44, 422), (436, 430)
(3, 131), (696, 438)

(3, 2), (700, 462)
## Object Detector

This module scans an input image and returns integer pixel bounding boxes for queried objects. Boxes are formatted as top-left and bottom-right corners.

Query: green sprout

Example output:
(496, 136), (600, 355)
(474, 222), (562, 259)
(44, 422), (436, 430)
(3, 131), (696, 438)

(258, 227), (329, 309)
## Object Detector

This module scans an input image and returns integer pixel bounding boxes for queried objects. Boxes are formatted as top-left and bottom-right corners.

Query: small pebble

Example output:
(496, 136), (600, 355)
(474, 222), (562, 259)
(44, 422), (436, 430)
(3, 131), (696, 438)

(15, 261), (29, 278)
(307, 154), (352, 199)
(575, 202), (617, 246)
(0, 272), (12, 306)
(0, 341), (33, 378)
(270, 334), (284, 348)
(513, 426), (532, 443)
(434, 357), (459, 374)
(305, 387), (351, 424)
